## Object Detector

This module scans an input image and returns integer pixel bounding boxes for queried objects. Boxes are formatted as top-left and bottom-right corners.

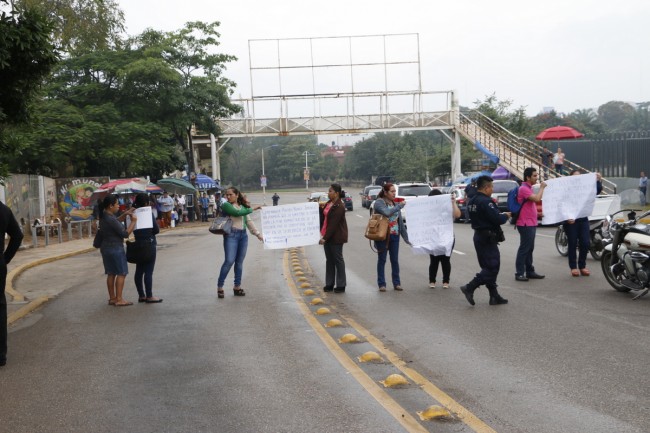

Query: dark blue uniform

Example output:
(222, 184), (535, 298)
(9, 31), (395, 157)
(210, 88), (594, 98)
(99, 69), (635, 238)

(461, 191), (509, 305)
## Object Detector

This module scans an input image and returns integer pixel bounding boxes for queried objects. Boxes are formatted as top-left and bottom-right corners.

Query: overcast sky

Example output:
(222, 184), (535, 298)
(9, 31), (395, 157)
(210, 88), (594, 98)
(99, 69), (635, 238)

(119, 0), (649, 117)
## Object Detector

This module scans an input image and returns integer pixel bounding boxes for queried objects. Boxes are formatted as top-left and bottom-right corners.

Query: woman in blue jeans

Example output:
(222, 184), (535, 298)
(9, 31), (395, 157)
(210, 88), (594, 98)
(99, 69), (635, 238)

(132, 193), (162, 303)
(217, 187), (263, 298)
(373, 183), (410, 292)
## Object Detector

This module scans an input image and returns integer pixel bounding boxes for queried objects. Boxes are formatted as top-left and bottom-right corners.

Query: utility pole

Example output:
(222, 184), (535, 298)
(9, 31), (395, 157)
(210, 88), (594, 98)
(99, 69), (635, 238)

(303, 151), (314, 190)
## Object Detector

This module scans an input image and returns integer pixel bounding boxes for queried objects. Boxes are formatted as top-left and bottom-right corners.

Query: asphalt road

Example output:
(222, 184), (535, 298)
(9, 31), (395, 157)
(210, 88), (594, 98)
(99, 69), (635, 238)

(2, 189), (650, 433)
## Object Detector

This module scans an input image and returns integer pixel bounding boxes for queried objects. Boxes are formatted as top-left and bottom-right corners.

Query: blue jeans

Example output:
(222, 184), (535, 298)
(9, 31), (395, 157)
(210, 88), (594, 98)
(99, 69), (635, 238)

(516, 225), (537, 276)
(564, 218), (590, 270)
(217, 229), (248, 287)
(201, 207), (209, 222)
(134, 241), (157, 298)
(376, 234), (400, 288)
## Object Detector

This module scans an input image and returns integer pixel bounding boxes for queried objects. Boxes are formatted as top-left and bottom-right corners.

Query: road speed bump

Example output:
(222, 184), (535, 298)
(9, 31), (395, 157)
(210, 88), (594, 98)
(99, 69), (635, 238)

(293, 266), (302, 272)
(315, 307), (331, 315)
(303, 289), (315, 296)
(417, 405), (452, 421)
(358, 351), (383, 363)
(310, 297), (324, 305)
(338, 333), (359, 343)
(325, 319), (343, 327)
(297, 276), (307, 282)
(300, 282), (310, 288)
(380, 374), (409, 388)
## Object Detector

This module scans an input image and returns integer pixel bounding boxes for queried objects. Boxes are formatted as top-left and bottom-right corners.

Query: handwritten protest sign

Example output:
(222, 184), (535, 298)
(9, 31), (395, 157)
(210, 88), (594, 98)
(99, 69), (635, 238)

(261, 202), (320, 249)
(541, 173), (596, 225)
(128, 206), (153, 230)
(406, 195), (455, 256)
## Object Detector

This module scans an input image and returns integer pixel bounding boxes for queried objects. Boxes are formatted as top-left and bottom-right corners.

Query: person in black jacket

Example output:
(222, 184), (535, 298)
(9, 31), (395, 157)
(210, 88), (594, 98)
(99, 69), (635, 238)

(319, 184), (348, 293)
(460, 176), (511, 306)
(1, 202), (23, 366)
(132, 193), (162, 303)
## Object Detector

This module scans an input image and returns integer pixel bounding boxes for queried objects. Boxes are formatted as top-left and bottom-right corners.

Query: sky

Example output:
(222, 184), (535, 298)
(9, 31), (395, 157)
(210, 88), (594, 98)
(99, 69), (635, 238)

(118, 0), (650, 117)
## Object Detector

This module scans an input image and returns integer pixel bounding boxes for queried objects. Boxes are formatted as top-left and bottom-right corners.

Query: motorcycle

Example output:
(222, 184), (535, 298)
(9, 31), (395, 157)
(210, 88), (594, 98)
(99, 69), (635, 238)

(601, 209), (650, 300)
(554, 218), (606, 260)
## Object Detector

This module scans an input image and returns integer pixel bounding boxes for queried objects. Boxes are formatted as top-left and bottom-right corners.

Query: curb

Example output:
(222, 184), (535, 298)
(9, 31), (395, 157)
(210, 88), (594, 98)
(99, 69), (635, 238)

(8, 296), (49, 325)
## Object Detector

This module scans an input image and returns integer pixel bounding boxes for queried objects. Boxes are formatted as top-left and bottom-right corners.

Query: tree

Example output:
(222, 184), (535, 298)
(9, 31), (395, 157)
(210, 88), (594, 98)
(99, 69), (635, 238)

(597, 100), (636, 131)
(0, 0), (57, 180)
(565, 108), (605, 136)
(16, 0), (125, 54)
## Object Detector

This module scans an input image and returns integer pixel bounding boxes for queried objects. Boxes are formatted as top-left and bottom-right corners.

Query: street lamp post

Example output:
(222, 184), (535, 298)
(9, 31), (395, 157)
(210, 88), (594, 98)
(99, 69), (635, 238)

(303, 151), (315, 190)
(261, 145), (278, 205)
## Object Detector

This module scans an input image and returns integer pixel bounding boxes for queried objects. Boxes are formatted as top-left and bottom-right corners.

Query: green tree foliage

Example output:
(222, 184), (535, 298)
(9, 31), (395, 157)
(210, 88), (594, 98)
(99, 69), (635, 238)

(16, 0), (124, 54)
(597, 101), (636, 131)
(7, 20), (239, 178)
(0, 0), (57, 180)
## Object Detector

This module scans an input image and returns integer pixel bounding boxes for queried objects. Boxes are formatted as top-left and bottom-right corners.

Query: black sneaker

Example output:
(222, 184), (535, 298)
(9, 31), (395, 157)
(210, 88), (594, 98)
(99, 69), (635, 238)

(515, 275), (529, 282)
(489, 296), (508, 305)
(334, 287), (345, 293)
(527, 272), (545, 279)
(323, 286), (334, 292)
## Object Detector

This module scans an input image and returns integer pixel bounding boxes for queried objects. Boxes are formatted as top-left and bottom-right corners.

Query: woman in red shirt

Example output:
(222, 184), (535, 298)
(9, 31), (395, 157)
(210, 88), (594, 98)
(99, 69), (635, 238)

(319, 183), (348, 293)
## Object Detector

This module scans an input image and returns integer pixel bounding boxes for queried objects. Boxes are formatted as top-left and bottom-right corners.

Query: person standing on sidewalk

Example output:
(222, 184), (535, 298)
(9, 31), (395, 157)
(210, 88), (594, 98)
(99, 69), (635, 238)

(216, 187), (263, 298)
(459, 176), (510, 306)
(199, 192), (209, 222)
(100, 194), (137, 306)
(1, 202), (23, 366)
(319, 183), (348, 293)
(157, 191), (174, 227)
(515, 167), (546, 282)
(132, 193), (162, 303)
(639, 171), (648, 207)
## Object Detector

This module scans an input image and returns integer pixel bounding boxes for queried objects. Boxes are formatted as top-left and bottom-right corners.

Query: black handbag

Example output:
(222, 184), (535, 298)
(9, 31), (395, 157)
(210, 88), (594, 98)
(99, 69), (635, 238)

(126, 238), (153, 264)
(209, 215), (232, 235)
(92, 229), (103, 248)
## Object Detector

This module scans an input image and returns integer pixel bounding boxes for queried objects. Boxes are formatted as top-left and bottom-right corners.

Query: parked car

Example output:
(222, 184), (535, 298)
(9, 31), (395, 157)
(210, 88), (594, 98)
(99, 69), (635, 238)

(449, 185), (468, 222)
(491, 180), (519, 212)
(360, 185), (382, 208)
(343, 192), (353, 211)
(308, 192), (325, 202)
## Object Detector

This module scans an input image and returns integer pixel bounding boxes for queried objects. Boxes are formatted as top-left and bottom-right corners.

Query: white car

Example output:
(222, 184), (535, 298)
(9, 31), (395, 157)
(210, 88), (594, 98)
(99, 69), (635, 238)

(369, 182), (431, 222)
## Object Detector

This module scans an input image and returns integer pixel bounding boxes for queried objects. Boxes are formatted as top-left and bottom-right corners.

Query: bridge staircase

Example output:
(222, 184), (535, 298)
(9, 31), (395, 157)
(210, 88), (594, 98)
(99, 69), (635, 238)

(457, 110), (616, 194)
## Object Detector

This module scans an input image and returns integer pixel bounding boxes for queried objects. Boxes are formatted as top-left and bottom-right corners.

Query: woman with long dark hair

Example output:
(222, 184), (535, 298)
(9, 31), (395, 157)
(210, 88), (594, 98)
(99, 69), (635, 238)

(132, 193), (162, 303)
(319, 183), (348, 293)
(99, 194), (137, 306)
(216, 187), (263, 298)
(373, 182), (410, 292)
(427, 189), (461, 289)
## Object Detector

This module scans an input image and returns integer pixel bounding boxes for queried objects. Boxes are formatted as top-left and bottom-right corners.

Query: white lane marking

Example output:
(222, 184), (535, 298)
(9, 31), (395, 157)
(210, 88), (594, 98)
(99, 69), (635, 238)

(452, 249), (466, 255)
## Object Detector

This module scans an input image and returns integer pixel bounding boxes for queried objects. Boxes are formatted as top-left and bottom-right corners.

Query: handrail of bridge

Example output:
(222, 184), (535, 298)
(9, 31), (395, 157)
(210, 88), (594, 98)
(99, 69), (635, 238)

(458, 110), (616, 194)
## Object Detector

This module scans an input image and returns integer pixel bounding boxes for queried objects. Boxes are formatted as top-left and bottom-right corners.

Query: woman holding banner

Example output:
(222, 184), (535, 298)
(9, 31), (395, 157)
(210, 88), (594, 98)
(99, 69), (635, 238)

(373, 183), (410, 292)
(319, 183), (348, 293)
(217, 187), (263, 298)
(132, 193), (162, 303)
(428, 189), (462, 289)
(563, 170), (591, 277)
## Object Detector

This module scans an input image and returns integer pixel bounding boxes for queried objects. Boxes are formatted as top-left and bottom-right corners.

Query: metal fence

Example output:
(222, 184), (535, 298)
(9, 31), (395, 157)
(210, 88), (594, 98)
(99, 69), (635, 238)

(547, 132), (650, 178)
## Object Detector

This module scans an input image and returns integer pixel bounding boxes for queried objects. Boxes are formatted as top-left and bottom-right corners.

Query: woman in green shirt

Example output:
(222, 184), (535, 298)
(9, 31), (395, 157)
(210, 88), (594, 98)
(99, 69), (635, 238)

(217, 187), (263, 298)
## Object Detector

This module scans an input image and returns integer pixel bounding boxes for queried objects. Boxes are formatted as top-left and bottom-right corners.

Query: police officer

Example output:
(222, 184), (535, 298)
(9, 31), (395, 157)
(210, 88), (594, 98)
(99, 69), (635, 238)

(460, 175), (510, 306)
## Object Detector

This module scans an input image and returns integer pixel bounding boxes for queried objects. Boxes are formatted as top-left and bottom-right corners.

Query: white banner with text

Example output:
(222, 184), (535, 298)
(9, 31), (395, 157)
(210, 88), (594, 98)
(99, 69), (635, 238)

(261, 202), (320, 249)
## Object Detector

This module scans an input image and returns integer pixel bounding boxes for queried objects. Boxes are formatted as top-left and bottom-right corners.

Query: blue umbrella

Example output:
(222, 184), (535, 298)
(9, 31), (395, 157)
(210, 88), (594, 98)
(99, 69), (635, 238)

(182, 174), (221, 191)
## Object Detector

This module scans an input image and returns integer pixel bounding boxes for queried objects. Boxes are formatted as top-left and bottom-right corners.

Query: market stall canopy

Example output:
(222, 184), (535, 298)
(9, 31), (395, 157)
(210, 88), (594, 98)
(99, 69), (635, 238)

(146, 183), (163, 194)
(535, 126), (584, 141)
(100, 178), (149, 193)
(156, 177), (197, 194)
(182, 174), (221, 191)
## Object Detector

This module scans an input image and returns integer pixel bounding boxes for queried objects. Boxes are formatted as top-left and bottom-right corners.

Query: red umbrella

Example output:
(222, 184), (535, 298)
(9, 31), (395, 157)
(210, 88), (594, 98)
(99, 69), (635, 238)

(535, 126), (584, 140)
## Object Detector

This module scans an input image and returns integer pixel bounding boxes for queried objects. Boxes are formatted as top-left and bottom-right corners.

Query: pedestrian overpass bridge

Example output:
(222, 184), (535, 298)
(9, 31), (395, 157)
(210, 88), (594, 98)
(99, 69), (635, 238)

(213, 89), (615, 193)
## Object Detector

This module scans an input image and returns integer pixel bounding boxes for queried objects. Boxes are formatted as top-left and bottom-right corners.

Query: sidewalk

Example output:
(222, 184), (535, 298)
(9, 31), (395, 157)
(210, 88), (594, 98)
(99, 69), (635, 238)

(6, 221), (207, 325)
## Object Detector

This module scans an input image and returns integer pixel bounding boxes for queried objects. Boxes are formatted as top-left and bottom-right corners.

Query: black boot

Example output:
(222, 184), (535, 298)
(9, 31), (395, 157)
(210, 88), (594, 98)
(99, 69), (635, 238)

(460, 280), (478, 306)
(487, 284), (508, 305)
(334, 286), (345, 293)
(323, 286), (334, 292)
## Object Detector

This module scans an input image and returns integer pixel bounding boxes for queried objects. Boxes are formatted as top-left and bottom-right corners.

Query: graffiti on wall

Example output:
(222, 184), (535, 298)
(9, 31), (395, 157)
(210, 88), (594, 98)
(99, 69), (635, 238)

(2, 174), (31, 224)
(56, 177), (108, 220)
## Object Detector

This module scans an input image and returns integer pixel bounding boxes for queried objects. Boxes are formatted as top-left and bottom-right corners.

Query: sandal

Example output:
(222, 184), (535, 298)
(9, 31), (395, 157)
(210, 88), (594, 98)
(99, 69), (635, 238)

(233, 287), (246, 296)
(138, 298), (147, 303)
(442, 283), (450, 289)
(114, 300), (133, 307)
(217, 288), (225, 299)
(379, 286), (386, 292)
(571, 269), (580, 277)
(394, 285), (403, 291)
(108, 298), (117, 306)
(144, 297), (163, 303)
(580, 268), (590, 276)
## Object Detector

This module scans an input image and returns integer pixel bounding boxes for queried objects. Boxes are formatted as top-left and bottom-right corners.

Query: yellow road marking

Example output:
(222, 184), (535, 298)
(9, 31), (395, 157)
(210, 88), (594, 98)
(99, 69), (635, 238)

(283, 251), (428, 433)
(290, 248), (498, 433)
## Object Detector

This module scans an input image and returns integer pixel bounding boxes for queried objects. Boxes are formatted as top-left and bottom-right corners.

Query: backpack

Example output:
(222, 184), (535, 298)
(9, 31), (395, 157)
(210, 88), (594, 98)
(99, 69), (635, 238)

(507, 186), (521, 225)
